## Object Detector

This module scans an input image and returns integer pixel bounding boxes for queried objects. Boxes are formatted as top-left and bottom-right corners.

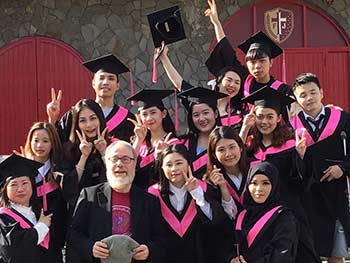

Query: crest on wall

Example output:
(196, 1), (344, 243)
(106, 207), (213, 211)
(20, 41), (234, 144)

(264, 8), (294, 43)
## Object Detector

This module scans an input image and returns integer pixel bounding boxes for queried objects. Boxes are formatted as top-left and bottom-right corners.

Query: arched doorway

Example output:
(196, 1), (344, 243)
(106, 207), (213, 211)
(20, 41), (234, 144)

(0, 37), (93, 154)
(213, 0), (350, 109)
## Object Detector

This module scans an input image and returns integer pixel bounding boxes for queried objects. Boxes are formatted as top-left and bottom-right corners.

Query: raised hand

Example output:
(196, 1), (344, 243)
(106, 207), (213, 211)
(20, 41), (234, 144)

(94, 126), (108, 156)
(184, 165), (198, 192)
(76, 130), (93, 157)
(154, 41), (167, 60)
(295, 128), (306, 159)
(128, 115), (147, 142)
(210, 165), (226, 186)
(13, 146), (26, 157)
(154, 132), (173, 159)
(46, 88), (62, 124)
(204, 0), (220, 25)
(38, 209), (53, 227)
(242, 106), (256, 130)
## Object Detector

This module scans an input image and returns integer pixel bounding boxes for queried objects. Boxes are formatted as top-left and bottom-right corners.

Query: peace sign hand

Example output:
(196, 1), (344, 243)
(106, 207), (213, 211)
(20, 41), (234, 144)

(13, 146), (26, 158)
(242, 106), (255, 130)
(295, 128), (307, 159)
(94, 127), (108, 156)
(128, 115), (147, 142)
(154, 132), (173, 160)
(46, 88), (62, 124)
(210, 165), (225, 186)
(204, 0), (220, 25)
(184, 166), (198, 192)
(76, 130), (93, 157)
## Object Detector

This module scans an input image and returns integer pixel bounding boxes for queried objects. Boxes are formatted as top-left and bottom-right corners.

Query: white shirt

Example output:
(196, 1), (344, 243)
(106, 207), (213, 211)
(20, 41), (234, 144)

(169, 183), (213, 220)
(303, 105), (325, 131)
(35, 160), (50, 183)
(102, 107), (113, 118)
(10, 202), (49, 245)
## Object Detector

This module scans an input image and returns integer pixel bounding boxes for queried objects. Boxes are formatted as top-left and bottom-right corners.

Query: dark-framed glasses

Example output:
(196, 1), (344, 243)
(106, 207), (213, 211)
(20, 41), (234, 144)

(108, 156), (135, 164)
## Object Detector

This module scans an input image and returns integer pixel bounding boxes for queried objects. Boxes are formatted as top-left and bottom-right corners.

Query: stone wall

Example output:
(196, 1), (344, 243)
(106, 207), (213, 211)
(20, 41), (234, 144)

(0, 0), (349, 132)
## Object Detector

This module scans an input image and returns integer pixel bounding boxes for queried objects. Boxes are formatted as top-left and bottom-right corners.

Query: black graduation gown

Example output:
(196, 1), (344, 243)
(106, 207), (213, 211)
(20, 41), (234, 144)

(66, 183), (165, 263)
(232, 207), (299, 263)
(0, 209), (48, 263)
(248, 140), (320, 262)
(290, 107), (350, 256)
(148, 183), (227, 263)
(36, 171), (67, 263)
(214, 37), (292, 122)
(57, 104), (135, 143)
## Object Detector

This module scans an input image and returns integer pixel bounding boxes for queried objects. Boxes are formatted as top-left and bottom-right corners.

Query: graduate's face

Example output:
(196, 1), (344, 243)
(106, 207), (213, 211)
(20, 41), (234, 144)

(254, 107), (281, 136)
(92, 70), (119, 99)
(6, 176), (33, 207)
(162, 152), (188, 188)
(214, 138), (241, 170)
(248, 174), (272, 204)
(105, 142), (136, 191)
(139, 106), (167, 132)
(30, 129), (52, 162)
(78, 107), (100, 139)
(192, 103), (218, 134)
(246, 56), (272, 82)
(218, 71), (241, 98)
(293, 82), (323, 117)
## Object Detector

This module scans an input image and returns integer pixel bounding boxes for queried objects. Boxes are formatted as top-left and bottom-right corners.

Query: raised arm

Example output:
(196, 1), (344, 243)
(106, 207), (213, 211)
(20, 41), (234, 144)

(205, 0), (225, 42)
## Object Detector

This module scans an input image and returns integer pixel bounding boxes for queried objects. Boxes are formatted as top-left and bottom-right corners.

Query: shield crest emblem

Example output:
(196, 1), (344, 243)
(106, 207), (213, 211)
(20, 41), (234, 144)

(264, 8), (294, 43)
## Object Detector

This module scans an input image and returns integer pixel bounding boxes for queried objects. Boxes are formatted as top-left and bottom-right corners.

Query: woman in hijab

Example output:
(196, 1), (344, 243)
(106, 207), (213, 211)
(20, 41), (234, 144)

(229, 161), (298, 263)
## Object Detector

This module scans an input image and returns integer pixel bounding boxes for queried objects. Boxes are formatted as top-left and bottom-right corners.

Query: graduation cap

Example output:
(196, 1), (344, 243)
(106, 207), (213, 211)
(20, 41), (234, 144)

(147, 6), (186, 48)
(101, 235), (139, 263)
(242, 85), (295, 111)
(83, 54), (135, 98)
(205, 37), (245, 78)
(82, 54), (129, 76)
(126, 88), (174, 110)
(178, 86), (228, 107)
(238, 31), (283, 59)
(0, 155), (42, 187)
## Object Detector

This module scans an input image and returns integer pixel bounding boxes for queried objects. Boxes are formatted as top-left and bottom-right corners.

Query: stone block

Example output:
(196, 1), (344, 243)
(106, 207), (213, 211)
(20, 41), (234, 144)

(81, 23), (101, 43)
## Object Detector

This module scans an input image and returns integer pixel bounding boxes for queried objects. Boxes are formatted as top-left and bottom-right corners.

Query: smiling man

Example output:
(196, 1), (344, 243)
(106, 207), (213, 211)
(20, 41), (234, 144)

(67, 140), (165, 263)
(47, 54), (136, 143)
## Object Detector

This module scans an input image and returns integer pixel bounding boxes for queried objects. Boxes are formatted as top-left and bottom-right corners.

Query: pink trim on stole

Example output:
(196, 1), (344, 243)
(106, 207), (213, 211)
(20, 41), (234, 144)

(192, 153), (208, 172)
(0, 207), (50, 249)
(36, 180), (59, 211)
(148, 182), (207, 237)
(225, 182), (244, 204)
(106, 106), (129, 132)
(291, 108), (341, 146)
(250, 139), (295, 167)
(221, 115), (242, 127)
(235, 205), (282, 247)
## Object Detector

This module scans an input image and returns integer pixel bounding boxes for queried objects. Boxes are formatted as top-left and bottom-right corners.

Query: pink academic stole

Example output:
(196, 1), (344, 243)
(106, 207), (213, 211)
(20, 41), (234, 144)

(106, 106), (129, 132)
(0, 207), (50, 249)
(36, 178), (59, 212)
(250, 139), (296, 167)
(235, 205), (282, 247)
(182, 139), (208, 174)
(243, 74), (283, 97)
(221, 115), (242, 127)
(148, 180), (207, 237)
(225, 181), (245, 205)
(291, 108), (341, 147)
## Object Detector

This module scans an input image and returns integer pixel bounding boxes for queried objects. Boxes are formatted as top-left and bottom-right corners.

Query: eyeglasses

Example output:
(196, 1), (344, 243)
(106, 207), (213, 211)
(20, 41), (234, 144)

(108, 156), (135, 165)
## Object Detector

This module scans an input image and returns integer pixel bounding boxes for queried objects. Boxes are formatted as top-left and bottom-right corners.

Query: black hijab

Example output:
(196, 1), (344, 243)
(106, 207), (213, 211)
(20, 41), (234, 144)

(242, 161), (281, 229)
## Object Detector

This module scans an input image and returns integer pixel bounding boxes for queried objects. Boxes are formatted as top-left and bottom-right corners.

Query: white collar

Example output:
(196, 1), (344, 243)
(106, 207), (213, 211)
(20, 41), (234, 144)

(169, 183), (186, 196)
(36, 160), (51, 182)
(303, 105), (325, 121)
(10, 202), (37, 224)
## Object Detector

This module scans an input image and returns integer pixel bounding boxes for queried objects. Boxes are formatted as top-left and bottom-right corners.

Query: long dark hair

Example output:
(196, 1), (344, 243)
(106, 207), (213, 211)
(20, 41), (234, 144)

(158, 144), (189, 197)
(64, 99), (109, 163)
(141, 105), (176, 150)
(0, 176), (41, 218)
(205, 126), (247, 182)
(24, 122), (63, 182)
(247, 107), (293, 153)
(215, 67), (248, 114)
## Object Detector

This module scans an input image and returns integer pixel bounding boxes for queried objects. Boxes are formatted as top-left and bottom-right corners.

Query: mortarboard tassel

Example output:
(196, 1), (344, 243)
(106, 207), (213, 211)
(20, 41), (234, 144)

(227, 96), (231, 126)
(129, 71), (135, 106)
(282, 51), (286, 83)
(175, 90), (179, 131)
(152, 50), (158, 83)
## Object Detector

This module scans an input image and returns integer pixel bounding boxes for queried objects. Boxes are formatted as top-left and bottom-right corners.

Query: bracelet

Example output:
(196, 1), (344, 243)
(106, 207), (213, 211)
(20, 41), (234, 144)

(75, 165), (85, 172)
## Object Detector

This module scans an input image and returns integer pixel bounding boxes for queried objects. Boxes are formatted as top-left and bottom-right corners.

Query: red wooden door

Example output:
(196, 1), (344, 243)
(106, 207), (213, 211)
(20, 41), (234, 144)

(0, 37), (93, 154)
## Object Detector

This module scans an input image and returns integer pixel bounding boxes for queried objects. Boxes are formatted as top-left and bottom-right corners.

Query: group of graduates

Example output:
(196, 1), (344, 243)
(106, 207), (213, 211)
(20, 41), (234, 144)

(0, 0), (350, 263)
